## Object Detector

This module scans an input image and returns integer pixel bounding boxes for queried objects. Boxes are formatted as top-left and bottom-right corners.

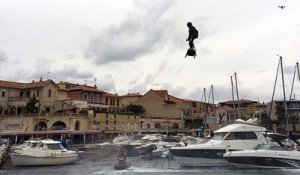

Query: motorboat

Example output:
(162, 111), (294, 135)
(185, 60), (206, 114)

(12, 139), (40, 150)
(0, 139), (9, 167)
(223, 134), (300, 168)
(10, 139), (79, 166)
(223, 143), (300, 168)
(121, 134), (164, 157)
(170, 119), (268, 167)
(112, 135), (133, 145)
(138, 136), (183, 159)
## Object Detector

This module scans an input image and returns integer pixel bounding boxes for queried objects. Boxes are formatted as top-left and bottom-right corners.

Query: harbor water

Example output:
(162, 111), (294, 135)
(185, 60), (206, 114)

(1, 148), (300, 175)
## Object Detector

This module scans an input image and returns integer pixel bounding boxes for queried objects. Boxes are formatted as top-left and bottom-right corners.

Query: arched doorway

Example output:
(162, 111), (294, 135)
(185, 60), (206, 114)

(34, 121), (47, 131)
(75, 120), (80, 130)
(51, 121), (67, 130)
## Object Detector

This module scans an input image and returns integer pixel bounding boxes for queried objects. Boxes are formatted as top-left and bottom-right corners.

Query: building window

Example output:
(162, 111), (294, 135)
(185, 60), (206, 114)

(90, 95), (94, 102)
(106, 120), (108, 125)
(105, 98), (108, 104)
(172, 123), (179, 129)
(192, 102), (196, 108)
(37, 89), (39, 97)
(48, 89), (52, 97)
(26, 91), (30, 97)
(45, 107), (50, 112)
(75, 121), (81, 130)
(117, 99), (119, 106)
(20, 91), (23, 97)
(120, 121), (124, 129)
(147, 123), (150, 129)
(154, 123), (161, 129)
(110, 99), (115, 106)
(1, 90), (5, 97)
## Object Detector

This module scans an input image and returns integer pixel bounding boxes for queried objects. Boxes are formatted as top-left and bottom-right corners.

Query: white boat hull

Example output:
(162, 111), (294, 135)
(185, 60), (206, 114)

(223, 149), (300, 168)
(10, 153), (78, 166)
(173, 155), (230, 167)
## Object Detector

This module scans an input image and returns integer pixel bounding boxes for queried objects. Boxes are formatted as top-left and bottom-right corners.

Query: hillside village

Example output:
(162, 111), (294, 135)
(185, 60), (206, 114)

(0, 78), (299, 143)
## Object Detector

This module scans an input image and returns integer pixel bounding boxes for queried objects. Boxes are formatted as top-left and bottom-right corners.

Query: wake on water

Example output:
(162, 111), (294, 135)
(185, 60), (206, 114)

(93, 165), (300, 175)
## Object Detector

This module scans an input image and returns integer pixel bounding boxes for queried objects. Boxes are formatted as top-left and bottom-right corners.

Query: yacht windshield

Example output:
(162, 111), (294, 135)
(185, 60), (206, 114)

(211, 132), (228, 140)
(47, 143), (64, 150)
(254, 144), (286, 151)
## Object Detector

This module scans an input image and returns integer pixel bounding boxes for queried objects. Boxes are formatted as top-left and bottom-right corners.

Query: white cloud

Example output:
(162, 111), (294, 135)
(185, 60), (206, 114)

(0, 50), (7, 63)
(84, 0), (177, 65)
(1, 0), (300, 103)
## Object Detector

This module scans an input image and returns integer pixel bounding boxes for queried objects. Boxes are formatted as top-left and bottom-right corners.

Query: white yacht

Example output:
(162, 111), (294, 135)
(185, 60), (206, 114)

(223, 137), (300, 168)
(170, 121), (268, 167)
(10, 139), (79, 166)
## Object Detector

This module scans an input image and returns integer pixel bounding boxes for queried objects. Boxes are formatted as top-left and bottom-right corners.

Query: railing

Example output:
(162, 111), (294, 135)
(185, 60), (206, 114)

(8, 97), (30, 101)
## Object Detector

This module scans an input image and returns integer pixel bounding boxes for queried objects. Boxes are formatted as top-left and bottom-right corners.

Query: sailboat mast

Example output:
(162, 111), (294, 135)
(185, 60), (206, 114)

(279, 56), (289, 131)
(204, 88), (207, 109)
(230, 76), (236, 118)
(289, 64), (297, 100)
(204, 88), (207, 123)
(297, 62), (300, 83)
(211, 85), (216, 117)
(234, 72), (242, 119)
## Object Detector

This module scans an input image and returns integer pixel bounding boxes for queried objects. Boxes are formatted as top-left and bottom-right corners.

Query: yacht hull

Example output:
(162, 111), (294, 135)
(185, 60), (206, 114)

(173, 155), (230, 167)
(10, 153), (78, 166)
(170, 148), (232, 167)
(225, 156), (300, 168)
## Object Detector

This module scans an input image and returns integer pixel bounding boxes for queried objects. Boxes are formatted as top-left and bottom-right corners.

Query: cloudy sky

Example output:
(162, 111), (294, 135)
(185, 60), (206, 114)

(1, 0), (300, 103)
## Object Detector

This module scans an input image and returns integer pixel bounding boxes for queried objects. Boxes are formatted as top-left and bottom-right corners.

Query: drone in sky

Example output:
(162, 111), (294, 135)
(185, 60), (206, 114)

(278, 6), (285, 10)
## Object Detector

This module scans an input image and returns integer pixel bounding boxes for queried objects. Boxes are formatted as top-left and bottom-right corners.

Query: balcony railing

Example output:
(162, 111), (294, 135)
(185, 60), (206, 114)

(8, 97), (30, 101)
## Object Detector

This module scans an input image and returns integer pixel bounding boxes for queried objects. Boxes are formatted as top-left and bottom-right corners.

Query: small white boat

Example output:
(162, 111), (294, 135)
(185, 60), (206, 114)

(10, 139), (78, 166)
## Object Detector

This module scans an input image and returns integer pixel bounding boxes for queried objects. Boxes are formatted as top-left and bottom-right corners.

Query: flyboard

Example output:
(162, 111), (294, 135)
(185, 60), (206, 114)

(185, 48), (196, 58)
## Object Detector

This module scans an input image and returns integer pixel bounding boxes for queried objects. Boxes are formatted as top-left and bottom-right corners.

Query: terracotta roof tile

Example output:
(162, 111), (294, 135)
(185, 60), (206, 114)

(219, 99), (257, 104)
(247, 103), (266, 107)
(0, 79), (57, 89)
(102, 92), (118, 97)
(69, 85), (105, 93)
(120, 93), (141, 97)
(153, 90), (168, 99)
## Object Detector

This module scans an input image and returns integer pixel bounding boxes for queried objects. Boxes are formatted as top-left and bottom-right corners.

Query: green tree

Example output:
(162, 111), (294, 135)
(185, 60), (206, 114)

(275, 104), (285, 124)
(25, 96), (39, 114)
(127, 104), (145, 115)
(290, 115), (299, 132)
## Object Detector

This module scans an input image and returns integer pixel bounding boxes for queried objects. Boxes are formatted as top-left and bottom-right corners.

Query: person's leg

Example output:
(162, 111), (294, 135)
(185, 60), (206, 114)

(189, 38), (195, 49)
